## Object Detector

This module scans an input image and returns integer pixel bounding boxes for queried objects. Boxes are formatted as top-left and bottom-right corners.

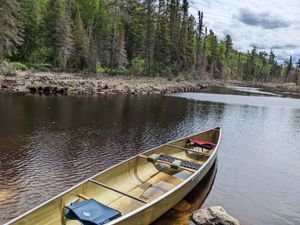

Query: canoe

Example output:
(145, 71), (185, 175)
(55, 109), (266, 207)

(6, 127), (221, 225)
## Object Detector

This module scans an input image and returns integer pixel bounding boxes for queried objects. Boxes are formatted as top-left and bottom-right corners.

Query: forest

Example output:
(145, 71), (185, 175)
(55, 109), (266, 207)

(0, 0), (300, 83)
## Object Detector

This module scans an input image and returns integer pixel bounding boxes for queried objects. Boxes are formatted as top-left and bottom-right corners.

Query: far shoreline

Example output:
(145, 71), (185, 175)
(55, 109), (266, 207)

(1, 71), (300, 98)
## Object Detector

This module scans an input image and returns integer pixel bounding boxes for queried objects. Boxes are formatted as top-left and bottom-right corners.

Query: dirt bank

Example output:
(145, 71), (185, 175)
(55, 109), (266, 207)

(0, 71), (209, 96)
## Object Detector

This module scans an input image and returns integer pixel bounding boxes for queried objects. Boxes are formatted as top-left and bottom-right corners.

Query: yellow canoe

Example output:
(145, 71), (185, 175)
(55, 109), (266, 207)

(6, 127), (221, 225)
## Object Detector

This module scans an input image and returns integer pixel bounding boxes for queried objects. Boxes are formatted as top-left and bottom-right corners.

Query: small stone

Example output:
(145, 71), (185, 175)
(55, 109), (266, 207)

(192, 206), (240, 225)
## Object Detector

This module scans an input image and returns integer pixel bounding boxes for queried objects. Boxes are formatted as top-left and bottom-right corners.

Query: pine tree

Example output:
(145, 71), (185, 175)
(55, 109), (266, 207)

(177, 0), (189, 72)
(224, 34), (233, 60)
(284, 56), (293, 82)
(153, 0), (170, 73)
(72, 7), (89, 70)
(195, 11), (204, 71)
(168, 0), (181, 73)
(185, 15), (196, 72)
(144, 0), (155, 75)
(44, 0), (73, 68)
(19, 0), (41, 62)
(0, 0), (23, 62)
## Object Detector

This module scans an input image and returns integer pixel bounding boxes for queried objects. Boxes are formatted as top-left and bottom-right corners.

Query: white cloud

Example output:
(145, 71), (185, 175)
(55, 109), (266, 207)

(190, 0), (300, 63)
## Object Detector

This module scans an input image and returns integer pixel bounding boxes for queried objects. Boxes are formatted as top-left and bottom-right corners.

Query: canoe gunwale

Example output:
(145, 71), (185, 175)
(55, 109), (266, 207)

(5, 127), (221, 225)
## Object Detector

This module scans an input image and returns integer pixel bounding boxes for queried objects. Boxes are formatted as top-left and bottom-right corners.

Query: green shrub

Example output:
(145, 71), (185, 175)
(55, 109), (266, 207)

(28, 63), (52, 72)
(172, 75), (186, 82)
(96, 63), (105, 73)
(105, 67), (130, 76)
(130, 57), (144, 76)
(9, 62), (28, 71)
(0, 61), (16, 76)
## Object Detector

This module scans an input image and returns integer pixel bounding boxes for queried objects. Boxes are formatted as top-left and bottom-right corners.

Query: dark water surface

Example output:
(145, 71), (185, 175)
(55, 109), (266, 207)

(1, 87), (300, 225)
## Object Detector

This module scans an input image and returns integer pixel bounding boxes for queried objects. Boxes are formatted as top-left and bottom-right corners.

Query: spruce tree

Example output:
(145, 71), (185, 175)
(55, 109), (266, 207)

(72, 7), (89, 70)
(195, 11), (204, 71)
(144, 0), (155, 75)
(44, 0), (72, 68)
(124, 0), (145, 61)
(168, 0), (182, 73)
(19, 0), (41, 62)
(154, 0), (170, 73)
(0, 0), (23, 62)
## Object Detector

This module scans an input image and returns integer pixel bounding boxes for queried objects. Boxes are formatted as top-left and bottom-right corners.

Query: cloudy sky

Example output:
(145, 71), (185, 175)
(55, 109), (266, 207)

(190, 0), (300, 63)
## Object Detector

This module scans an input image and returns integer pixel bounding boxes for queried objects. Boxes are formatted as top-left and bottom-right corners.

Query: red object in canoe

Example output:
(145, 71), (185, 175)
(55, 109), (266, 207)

(187, 138), (216, 149)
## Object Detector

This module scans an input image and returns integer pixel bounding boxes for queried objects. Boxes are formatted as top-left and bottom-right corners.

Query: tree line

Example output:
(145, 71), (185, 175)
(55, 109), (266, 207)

(0, 0), (299, 83)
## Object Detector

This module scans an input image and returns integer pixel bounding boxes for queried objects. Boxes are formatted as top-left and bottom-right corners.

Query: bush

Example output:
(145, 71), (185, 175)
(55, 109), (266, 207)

(96, 63), (105, 73)
(0, 61), (16, 77)
(105, 66), (130, 76)
(9, 62), (28, 71)
(172, 74), (186, 82)
(28, 63), (52, 72)
(130, 57), (144, 76)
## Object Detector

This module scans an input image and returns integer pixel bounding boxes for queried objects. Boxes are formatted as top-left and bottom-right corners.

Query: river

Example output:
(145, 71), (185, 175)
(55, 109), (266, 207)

(0, 86), (300, 225)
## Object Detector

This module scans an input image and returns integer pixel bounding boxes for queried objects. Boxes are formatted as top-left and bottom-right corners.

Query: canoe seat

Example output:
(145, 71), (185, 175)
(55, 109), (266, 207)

(65, 199), (121, 225)
(159, 154), (201, 171)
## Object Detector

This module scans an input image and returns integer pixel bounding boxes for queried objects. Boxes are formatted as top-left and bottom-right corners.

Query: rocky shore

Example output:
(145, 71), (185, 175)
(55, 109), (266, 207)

(0, 71), (208, 96)
(1, 71), (300, 97)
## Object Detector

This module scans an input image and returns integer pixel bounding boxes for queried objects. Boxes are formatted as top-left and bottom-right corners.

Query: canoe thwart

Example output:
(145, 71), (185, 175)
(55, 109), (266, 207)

(88, 179), (148, 204)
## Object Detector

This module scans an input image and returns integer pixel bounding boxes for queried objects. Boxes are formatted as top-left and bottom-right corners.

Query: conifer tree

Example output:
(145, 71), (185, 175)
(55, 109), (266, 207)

(195, 11), (204, 71)
(144, 0), (155, 75)
(72, 7), (89, 70)
(154, 0), (170, 73)
(44, 0), (72, 68)
(0, 0), (23, 62)
(19, 0), (41, 62)
(168, 0), (181, 73)
(124, 0), (145, 61)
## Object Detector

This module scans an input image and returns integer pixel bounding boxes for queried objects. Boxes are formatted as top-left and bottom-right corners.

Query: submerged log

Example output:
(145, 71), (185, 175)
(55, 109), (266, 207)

(192, 206), (240, 225)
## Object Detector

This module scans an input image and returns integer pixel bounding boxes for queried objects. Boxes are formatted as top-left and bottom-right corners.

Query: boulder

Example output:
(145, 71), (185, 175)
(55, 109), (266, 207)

(192, 206), (240, 225)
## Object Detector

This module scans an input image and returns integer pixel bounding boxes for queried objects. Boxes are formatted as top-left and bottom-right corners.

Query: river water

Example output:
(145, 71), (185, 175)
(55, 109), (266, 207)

(0, 86), (300, 225)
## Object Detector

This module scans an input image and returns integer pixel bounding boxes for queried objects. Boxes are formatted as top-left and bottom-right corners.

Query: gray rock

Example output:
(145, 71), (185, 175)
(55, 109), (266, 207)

(192, 206), (240, 225)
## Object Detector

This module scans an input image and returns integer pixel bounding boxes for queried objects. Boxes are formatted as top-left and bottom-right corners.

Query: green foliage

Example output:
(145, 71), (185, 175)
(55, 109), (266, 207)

(130, 56), (144, 75)
(0, 0), (297, 84)
(105, 67), (130, 76)
(9, 62), (28, 71)
(27, 63), (52, 71)
(71, 7), (89, 70)
(0, 61), (17, 76)
(172, 74), (186, 82)
(0, 0), (23, 62)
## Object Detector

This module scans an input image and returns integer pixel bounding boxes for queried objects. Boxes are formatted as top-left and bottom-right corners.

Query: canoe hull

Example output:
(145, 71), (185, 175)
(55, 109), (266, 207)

(6, 127), (221, 225)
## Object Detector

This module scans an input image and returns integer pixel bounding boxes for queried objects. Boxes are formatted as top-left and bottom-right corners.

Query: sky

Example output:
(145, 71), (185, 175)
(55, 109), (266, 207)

(189, 0), (300, 64)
